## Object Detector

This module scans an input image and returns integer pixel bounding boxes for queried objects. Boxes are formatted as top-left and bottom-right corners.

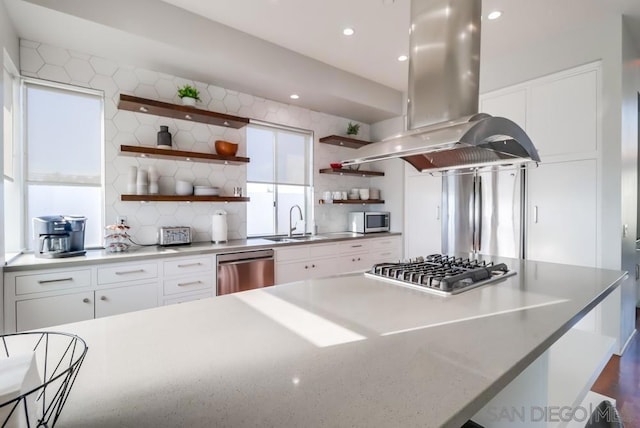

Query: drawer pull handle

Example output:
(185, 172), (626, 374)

(177, 263), (203, 268)
(311, 264), (316, 268)
(37, 277), (73, 284)
(304, 265), (309, 269)
(380, 252), (392, 256)
(351, 245), (363, 248)
(100, 296), (107, 301)
(357, 257), (361, 261)
(352, 258), (356, 262)
(115, 269), (145, 275)
(82, 298), (90, 303)
(178, 281), (203, 287)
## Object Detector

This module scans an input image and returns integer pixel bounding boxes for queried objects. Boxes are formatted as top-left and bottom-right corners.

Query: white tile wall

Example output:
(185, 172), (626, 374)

(20, 40), (384, 243)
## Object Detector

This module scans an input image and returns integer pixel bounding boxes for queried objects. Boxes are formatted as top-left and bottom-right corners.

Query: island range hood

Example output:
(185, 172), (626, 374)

(341, 0), (540, 172)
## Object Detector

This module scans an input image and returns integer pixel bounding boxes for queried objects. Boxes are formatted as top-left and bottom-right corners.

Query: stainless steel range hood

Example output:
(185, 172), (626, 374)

(341, 0), (540, 172)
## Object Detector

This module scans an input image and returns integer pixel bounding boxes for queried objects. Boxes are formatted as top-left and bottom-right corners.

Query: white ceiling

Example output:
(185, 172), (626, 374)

(5, 0), (640, 123)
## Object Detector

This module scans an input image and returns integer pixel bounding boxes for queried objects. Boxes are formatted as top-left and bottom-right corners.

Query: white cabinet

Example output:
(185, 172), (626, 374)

(95, 283), (158, 318)
(275, 236), (402, 284)
(527, 69), (598, 158)
(5, 260), (161, 333)
(338, 241), (370, 273)
(275, 243), (339, 284)
(15, 282), (159, 331)
(527, 159), (597, 267)
(16, 292), (94, 331)
(479, 88), (527, 130)
(161, 255), (215, 304)
(404, 166), (441, 258)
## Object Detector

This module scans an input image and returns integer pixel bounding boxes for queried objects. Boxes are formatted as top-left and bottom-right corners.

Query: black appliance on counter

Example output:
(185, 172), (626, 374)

(33, 215), (87, 258)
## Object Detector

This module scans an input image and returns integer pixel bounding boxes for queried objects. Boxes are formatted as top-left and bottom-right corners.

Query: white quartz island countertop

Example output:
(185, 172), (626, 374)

(52, 256), (625, 428)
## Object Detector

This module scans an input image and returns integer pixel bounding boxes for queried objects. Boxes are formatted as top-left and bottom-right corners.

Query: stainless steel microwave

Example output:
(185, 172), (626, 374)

(348, 212), (390, 234)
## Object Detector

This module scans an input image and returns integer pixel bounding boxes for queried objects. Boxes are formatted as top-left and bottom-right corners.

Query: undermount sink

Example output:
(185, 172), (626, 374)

(264, 235), (328, 243)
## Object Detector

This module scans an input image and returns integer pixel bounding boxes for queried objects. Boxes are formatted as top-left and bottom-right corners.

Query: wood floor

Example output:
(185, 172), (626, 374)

(591, 309), (640, 426)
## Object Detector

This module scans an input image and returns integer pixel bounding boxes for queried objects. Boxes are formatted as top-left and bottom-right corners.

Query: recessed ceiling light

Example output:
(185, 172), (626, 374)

(290, 94), (300, 100)
(343, 27), (355, 36)
(487, 10), (502, 20)
(398, 55), (408, 62)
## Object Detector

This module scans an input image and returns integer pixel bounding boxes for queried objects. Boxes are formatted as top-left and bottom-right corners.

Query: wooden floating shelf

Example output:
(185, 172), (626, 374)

(119, 145), (249, 165)
(319, 168), (384, 177)
(319, 135), (372, 149)
(121, 195), (250, 203)
(118, 94), (250, 129)
(319, 199), (385, 205)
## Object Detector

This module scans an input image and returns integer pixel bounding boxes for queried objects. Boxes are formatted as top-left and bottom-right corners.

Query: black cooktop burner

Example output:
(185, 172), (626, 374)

(367, 254), (515, 295)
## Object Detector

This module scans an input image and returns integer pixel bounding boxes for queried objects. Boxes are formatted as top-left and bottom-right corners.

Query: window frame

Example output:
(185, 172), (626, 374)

(246, 120), (314, 237)
(20, 77), (105, 250)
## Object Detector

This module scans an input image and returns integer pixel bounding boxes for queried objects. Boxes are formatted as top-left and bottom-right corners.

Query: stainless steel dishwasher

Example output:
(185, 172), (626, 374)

(216, 249), (275, 295)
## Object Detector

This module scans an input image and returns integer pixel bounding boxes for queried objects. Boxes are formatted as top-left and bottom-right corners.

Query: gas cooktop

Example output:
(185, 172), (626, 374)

(367, 254), (515, 296)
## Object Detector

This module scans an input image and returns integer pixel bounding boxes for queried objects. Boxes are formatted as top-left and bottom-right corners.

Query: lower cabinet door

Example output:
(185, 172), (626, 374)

(95, 283), (158, 318)
(276, 261), (311, 284)
(339, 253), (371, 273)
(16, 291), (94, 332)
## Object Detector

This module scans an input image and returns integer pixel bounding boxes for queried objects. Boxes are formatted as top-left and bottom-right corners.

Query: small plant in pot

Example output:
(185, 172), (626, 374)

(347, 122), (360, 136)
(177, 84), (201, 106)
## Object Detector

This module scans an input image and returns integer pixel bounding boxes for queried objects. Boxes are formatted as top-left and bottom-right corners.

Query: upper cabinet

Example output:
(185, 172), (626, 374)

(118, 94), (250, 129)
(480, 65), (599, 160)
(527, 70), (598, 158)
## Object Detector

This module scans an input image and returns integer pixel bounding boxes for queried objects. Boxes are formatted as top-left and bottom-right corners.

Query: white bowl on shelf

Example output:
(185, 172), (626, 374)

(359, 188), (370, 200)
(194, 186), (220, 196)
(175, 180), (193, 196)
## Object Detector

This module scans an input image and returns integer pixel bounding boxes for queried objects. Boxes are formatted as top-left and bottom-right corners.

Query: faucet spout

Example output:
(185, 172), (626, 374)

(289, 205), (303, 237)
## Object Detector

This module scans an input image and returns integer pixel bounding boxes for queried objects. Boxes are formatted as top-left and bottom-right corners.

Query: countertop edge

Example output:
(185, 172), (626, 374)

(4, 232), (402, 272)
(445, 269), (628, 428)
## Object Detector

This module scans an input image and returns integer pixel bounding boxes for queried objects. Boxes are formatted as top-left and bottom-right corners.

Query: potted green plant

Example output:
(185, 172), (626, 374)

(177, 84), (201, 106)
(347, 122), (360, 136)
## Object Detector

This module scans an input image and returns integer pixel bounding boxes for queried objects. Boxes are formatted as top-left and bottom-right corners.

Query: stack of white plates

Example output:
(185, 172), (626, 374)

(194, 186), (221, 196)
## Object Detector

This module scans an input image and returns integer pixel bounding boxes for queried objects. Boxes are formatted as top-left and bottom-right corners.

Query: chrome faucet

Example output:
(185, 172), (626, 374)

(289, 205), (303, 237)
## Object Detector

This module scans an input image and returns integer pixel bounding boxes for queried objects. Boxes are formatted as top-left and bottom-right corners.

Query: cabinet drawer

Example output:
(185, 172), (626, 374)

(163, 291), (213, 306)
(275, 246), (309, 262)
(369, 249), (400, 265)
(97, 262), (158, 285)
(16, 269), (92, 295)
(308, 243), (337, 259)
(163, 274), (213, 296)
(164, 256), (213, 277)
(338, 241), (368, 255)
(369, 237), (401, 250)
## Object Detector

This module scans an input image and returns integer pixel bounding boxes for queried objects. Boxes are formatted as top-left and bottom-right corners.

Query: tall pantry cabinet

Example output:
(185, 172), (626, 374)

(480, 63), (600, 269)
(480, 62), (611, 339)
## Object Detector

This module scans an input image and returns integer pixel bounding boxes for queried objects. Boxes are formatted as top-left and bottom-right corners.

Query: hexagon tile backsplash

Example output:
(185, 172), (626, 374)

(20, 39), (378, 244)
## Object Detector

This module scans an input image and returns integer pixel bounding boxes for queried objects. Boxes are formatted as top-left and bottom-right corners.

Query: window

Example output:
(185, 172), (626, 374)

(246, 124), (313, 236)
(23, 80), (104, 249)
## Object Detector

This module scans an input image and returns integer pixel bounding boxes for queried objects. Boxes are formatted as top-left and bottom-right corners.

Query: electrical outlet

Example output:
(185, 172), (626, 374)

(116, 216), (127, 226)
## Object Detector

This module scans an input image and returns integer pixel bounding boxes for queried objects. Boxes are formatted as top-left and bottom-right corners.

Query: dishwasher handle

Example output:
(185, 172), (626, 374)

(217, 249), (274, 265)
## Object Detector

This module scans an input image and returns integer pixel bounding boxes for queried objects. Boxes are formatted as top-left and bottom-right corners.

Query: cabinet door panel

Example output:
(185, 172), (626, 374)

(95, 283), (158, 318)
(528, 70), (597, 157)
(16, 292), (94, 331)
(309, 257), (341, 278)
(480, 89), (527, 130)
(527, 159), (597, 267)
(276, 261), (310, 284)
(405, 172), (441, 257)
(339, 253), (371, 273)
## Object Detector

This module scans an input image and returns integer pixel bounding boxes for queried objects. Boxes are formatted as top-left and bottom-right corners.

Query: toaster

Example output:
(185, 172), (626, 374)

(159, 226), (192, 246)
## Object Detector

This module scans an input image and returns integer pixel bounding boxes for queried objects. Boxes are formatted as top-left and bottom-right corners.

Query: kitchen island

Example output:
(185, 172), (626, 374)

(51, 256), (624, 427)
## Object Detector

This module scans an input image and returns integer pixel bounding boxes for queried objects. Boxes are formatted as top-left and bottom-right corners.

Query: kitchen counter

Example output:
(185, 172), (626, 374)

(4, 232), (401, 272)
(49, 256), (624, 428)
